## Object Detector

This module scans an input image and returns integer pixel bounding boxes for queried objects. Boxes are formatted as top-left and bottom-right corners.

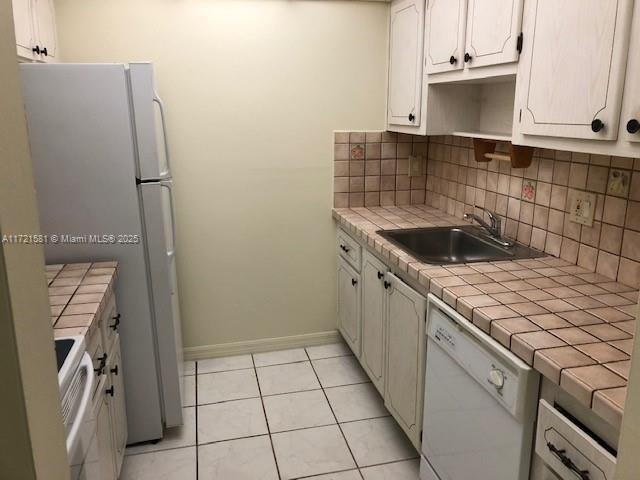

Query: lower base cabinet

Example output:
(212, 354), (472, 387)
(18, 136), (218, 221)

(337, 256), (362, 357)
(90, 308), (127, 480)
(384, 272), (427, 449)
(107, 334), (127, 477)
(337, 249), (427, 450)
(361, 251), (389, 395)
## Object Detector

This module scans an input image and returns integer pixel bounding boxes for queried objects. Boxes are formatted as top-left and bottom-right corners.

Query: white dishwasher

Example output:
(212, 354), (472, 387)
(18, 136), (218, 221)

(420, 295), (540, 480)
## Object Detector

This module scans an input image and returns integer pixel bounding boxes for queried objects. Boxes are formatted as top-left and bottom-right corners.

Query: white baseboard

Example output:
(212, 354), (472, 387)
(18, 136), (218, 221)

(183, 330), (342, 361)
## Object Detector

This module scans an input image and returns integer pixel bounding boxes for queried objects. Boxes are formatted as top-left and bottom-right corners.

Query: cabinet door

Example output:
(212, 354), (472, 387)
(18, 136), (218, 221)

(12, 0), (36, 60)
(620, 3), (640, 143)
(108, 335), (128, 477)
(95, 383), (117, 480)
(424, 0), (467, 74)
(384, 273), (427, 449)
(518, 0), (633, 141)
(33, 0), (57, 61)
(361, 252), (388, 395)
(464, 0), (523, 69)
(337, 257), (362, 357)
(387, 0), (425, 127)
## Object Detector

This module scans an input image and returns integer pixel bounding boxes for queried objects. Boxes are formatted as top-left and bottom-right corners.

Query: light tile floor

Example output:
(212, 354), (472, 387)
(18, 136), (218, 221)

(120, 343), (420, 480)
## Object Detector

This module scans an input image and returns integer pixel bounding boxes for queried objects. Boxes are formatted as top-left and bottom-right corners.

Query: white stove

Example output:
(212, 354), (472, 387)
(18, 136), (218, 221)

(55, 336), (98, 479)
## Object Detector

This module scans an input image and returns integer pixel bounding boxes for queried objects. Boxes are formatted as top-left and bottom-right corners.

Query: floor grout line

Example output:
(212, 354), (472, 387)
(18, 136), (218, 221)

(304, 348), (366, 480)
(252, 353), (283, 480)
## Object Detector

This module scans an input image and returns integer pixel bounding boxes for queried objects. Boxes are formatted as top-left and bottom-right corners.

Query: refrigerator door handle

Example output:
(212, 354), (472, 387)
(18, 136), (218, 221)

(160, 180), (177, 257)
(153, 94), (172, 179)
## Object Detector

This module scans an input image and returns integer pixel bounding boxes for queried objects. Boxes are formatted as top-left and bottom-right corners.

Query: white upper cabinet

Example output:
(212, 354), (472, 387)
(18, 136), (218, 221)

(33, 0), (57, 60)
(12, 0), (58, 62)
(620, 2), (640, 144)
(424, 0), (467, 74)
(12, 0), (35, 59)
(517, 0), (633, 141)
(387, 0), (425, 127)
(464, 0), (524, 69)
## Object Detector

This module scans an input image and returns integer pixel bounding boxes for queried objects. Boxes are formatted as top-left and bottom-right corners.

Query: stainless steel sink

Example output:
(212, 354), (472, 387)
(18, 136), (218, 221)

(377, 225), (545, 264)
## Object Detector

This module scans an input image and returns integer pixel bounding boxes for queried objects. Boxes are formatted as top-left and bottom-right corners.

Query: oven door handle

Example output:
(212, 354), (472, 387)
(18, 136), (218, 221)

(66, 353), (95, 454)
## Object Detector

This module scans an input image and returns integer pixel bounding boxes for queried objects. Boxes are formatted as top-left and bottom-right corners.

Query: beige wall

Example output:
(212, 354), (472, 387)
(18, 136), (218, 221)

(55, 0), (389, 349)
(0, 0), (69, 478)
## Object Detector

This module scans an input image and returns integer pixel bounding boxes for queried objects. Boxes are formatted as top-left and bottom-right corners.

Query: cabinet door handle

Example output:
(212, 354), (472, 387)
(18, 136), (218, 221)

(110, 365), (119, 376)
(626, 119), (640, 134)
(32, 45), (40, 54)
(110, 313), (121, 331)
(340, 244), (350, 253)
(94, 353), (107, 373)
(449, 55), (457, 65)
(351, 278), (358, 286)
(105, 386), (115, 397)
(377, 271), (384, 279)
(464, 52), (472, 63)
(41, 47), (48, 56)
(591, 119), (605, 133)
(384, 280), (391, 289)
(408, 113), (415, 122)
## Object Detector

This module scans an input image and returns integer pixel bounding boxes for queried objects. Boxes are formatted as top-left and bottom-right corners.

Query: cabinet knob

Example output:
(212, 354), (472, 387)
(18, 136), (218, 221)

(377, 271), (384, 279)
(110, 365), (119, 376)
(351, 278), (358, 286)
(449, 55), (457, 65)
(106, 386), (115, 397)
(384, 280), (391, 289)
(41, 47), (48, 57)
(464, 52), (472, 63)
(32, 45), (40, 55)
(408, 113), (415, 122)
(110, 313), (121, 331)
(591, 119), (605, 133)
(627, 119), (640, 134)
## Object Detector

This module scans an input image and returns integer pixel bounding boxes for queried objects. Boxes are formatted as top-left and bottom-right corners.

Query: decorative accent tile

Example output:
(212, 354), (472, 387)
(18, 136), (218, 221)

(607, 169), (631, 197)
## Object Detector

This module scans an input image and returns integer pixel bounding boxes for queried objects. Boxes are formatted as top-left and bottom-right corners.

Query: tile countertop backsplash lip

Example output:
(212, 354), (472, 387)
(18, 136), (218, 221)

(46, 261), (118, 339)
(332, 204), (638, 428)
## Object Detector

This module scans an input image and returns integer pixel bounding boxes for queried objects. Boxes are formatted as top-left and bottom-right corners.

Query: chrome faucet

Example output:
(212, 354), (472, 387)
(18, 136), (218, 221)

(464, 206), (513, 247)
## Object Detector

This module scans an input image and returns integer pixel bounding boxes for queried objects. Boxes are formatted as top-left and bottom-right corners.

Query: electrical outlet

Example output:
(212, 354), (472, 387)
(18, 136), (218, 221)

(409, 155), (424, 177)
(568, 190), (597, 227)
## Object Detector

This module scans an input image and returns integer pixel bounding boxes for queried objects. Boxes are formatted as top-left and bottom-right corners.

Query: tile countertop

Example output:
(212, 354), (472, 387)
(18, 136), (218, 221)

(46, 261), (118, 339)
(333, 204), (638, 427)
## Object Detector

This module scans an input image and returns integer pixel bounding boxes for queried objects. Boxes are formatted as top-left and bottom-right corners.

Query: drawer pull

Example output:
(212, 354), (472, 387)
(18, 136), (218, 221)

(339, 244), (351, 253)
(110, 313), (121, 331)
(106, 386), (115, 397)
(377, 271), (384, 279)
(547, 442), (590, 480)
(384, 280), (391, 289)
(110, 365), (119, 376)
(351, 278), (358, 286)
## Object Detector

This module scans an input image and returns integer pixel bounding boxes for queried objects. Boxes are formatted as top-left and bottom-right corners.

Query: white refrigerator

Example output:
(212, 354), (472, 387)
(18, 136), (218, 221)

(21, 62), (184, 444)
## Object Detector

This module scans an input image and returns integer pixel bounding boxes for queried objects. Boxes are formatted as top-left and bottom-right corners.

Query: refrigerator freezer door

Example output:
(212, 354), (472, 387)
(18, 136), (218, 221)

(140, 180), (184, 427)
(20, 63), (164, 443)
(128, 62), (171, 180)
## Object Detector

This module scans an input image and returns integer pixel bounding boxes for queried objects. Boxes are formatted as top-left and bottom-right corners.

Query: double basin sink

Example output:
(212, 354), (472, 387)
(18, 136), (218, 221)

(377, 225), (545, 265)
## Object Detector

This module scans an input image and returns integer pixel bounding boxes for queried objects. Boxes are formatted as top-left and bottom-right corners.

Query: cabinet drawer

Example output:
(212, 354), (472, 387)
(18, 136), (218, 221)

(99, 293), (118, 353)
(337, 228), (361, 271)
(87, 327), (106, 401)
(536, 400), (616, 480)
